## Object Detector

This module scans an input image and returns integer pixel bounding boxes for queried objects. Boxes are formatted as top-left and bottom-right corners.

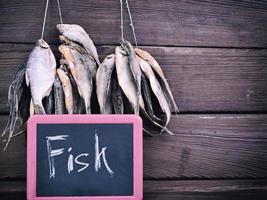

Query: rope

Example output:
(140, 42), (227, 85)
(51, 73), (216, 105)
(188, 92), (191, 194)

(41, 0), (50, 40)
(56, 0), (63, 24)
(119, 0), (124, 41)
(125, 0), (138, 48)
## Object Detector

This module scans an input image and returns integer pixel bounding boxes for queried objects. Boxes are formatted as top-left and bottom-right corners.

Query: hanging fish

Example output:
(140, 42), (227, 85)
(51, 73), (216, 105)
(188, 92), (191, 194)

(96, 54), (115, 114)
(96, 39), (177, 135)
(121, 40), (141, 96)
(115, 46), (139, 114)
(57, 63), (74, 114)
(43, 90), (54, 114)
(137, 56), (171, 131)
(59, 35), (97, 79)
(53, 75), (65, 114)
(1, 66), (26, 150)
(112, 75), (124, 114)
(141, 73), (163, 123)
(25, 39), (56, 114)
(57, 24), (100, 65)
(58, 44), (93, 114)
(135, 48), (179, 114)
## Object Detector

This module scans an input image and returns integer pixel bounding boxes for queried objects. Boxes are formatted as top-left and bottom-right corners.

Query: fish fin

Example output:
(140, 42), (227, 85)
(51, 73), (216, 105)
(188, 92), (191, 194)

(29, 99), (34, 115)
(25, 71), (29, 86)
(10, 123), (26, 138)
(159, 78), (180, 114)
(140, 107), (173, 135)
(143, 128), (155, 136)
(2, 66), (25, 150)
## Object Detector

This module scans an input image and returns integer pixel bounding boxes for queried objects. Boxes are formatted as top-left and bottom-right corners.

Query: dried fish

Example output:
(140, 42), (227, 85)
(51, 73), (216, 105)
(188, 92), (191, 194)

(59, 35), (97, 79)
(121, 40), (141, 95)
(57, 24), (100, 65)
(43, 90), (54, 114)
(18, 79), (31, 124)
(1, 66), (26, 150)
(141, 73), (163, 123)
(59, 44), (93, 114)
(57, 66), (74, 114)
(115, 46), (139, 114)
(112, 76), (124, 114)
(25, 39), (56, 114)
(53, 75), (65, 114)
(137, 56), (171, 132)
(135, 48), (179, 113)
(96, 54), (115, 114)
(68, 69), (84, 114)
(94, 40), (176, 134)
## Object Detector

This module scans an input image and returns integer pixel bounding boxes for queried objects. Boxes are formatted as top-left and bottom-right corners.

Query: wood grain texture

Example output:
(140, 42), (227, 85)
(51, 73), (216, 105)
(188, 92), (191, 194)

(0, 44), (267, 113)
(1, 180), (267, 200)
(0, 0), (267, 47)
(1, 114), (267, 179)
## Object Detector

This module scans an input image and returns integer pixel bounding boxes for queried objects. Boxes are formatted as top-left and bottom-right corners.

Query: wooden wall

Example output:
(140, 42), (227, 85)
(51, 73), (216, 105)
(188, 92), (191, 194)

(0, 0), (267, 199)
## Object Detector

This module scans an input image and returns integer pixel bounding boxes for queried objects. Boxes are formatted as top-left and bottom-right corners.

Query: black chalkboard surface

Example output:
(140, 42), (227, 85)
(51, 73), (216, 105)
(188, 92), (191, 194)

(27, 115), (143, 200)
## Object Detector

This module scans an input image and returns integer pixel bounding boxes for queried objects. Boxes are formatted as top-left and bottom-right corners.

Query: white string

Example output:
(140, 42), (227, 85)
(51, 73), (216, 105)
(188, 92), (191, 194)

(56, 0), (63, 24)
(119, 0), (124, 41)
(41, 0), (50, 40)
(125, 0), (138, 48)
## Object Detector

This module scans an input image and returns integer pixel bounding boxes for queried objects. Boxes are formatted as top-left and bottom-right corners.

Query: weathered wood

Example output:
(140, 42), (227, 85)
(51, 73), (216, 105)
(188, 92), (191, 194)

(0, 44), (267, 113)
(1, 180), (267, 200)
(144, 179), (267, 193)
(144, 179), (267, 200)
(0, 181), (25, 193)
(1, 114), (267, 179)
(0, 0), (267, 47)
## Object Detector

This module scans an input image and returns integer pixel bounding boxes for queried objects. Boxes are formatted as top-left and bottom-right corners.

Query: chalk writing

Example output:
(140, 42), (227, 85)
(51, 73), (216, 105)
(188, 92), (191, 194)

(46, 131), (114, 178)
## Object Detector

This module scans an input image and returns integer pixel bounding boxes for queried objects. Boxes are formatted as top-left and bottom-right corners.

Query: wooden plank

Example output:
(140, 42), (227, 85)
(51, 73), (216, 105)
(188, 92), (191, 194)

(1, 180), (267, 200)
(144, 179), (267, 200)
(0, 116), (26, 179)
(0, 44), (267, 113)
(0, 0), (267, 47)
(1, 114), (267, 179)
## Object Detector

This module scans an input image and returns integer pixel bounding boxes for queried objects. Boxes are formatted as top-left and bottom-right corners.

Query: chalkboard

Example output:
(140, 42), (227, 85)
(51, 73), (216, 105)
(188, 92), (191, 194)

(27, 115), (143, 200)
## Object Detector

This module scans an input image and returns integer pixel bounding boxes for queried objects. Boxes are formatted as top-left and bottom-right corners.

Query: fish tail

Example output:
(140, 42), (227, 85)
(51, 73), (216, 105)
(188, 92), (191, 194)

(172, 101), (180, 115)
(141, 107), (174, 135)
(2, 66), (25, 150)
(86, 106), (91, 114)
(162, 81), (180, 115)
(143, 128), (154, 137)
(160, 125), (174, 135)
(34, 104), (46, 115)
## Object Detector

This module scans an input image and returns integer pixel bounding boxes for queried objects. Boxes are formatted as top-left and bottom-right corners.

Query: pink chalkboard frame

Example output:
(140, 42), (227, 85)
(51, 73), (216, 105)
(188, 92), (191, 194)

(27, 114), (143, 200)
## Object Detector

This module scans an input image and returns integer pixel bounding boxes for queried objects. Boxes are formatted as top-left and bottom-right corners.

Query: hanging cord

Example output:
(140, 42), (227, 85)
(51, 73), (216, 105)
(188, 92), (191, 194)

(41, 0), (63, 40)
(125, 0), (138, 48)
(41, 0), (50, 40)
(119, 0), (124, 42)
(56, 0), (63, 24)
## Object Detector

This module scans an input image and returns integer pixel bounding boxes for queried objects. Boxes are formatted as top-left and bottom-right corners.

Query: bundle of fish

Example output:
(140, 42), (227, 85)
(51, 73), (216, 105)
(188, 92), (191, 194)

(97, 39), (179, 135)
(1, 24), (178, 149)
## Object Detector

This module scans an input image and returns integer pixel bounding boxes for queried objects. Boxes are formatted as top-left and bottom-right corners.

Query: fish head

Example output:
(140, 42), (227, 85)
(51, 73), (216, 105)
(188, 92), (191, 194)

(57, 24), (84, 35)
(116, 46), (127, 56)
(56, 24), (68, 34)
(36, 39), (49, 49)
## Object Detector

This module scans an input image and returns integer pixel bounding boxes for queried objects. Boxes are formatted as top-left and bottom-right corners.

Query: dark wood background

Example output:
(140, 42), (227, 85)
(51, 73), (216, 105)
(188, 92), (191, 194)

(0, 0), (267, 199)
